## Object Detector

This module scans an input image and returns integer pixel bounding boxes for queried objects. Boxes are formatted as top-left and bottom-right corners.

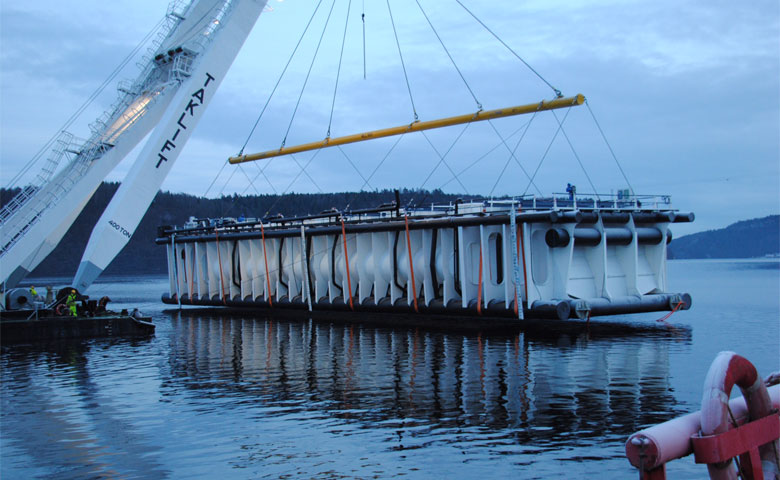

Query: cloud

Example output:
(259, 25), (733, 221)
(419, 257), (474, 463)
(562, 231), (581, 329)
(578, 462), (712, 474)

(1, 0), (778, 236)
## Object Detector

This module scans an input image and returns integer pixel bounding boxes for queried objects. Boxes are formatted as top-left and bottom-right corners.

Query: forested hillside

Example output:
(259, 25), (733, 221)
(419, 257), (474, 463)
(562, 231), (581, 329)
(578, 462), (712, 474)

(668, 215), (779, 259)
(3, 184), (776, 278)
(1, 183), (474, 277)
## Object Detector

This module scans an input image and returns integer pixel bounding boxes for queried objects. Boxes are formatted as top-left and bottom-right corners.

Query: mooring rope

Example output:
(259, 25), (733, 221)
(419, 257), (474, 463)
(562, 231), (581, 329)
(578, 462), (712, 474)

(655, 301), (684, 323)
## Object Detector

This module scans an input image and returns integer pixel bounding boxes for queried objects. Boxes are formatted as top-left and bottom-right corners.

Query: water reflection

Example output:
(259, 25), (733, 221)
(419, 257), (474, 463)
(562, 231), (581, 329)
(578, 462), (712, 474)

(167, 312), (689, 450)
(1, 339), (168, 479)
(1, 312), (691, 478)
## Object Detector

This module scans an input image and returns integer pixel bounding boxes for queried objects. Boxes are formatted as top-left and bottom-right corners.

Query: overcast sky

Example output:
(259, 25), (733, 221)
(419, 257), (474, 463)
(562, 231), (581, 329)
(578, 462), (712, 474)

(1, 0), (778, 236)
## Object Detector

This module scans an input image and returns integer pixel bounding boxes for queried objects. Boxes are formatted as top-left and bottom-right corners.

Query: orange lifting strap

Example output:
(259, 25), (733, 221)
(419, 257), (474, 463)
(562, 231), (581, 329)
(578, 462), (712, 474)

(260, 222), (273, 307)
(340, 218), (355, 310)
(215, 230), (227, 304)
(513, 208), (529, 315)
(404, 215), (419, 313)
(229, 95), (585, 164)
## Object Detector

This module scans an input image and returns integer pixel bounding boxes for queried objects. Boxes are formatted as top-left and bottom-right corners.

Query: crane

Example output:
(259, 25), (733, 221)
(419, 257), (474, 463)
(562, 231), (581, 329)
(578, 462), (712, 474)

(0, 0), (268, 290)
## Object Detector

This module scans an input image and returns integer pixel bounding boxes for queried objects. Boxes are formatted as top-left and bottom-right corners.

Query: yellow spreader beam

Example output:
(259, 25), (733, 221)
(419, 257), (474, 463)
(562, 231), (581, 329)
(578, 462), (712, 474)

(229, 94), (585, 164)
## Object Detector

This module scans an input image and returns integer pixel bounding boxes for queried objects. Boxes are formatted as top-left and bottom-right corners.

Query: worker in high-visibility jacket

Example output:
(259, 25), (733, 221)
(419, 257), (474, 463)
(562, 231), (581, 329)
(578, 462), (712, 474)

(66, 289), (78, 317)
(29, 285), (38, 301)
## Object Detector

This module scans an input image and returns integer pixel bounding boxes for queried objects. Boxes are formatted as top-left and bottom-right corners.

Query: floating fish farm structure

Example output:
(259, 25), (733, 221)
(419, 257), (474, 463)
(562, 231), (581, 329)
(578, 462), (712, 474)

(157, 194), (693, 322)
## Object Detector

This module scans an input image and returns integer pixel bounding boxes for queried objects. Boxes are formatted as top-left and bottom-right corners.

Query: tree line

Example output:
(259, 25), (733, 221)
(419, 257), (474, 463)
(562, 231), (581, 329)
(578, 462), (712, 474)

(3, 183), (776, 278)
(1, 183), (479, 277)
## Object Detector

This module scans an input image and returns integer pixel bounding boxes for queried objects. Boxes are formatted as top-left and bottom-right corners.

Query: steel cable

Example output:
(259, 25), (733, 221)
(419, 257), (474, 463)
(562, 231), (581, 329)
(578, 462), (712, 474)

(386, 0), (419, 120)
(327, 0), (354, 137)
(522, 108), (572, 196)
(281, 0), (339, 148)
(413, 0), (481, 110)
(488, 114), (541, 197)
(238, 0), (327, 156)
(454, 0), (562, 98)
(550, 109), (600, 200)
(585, 100), (635, 195)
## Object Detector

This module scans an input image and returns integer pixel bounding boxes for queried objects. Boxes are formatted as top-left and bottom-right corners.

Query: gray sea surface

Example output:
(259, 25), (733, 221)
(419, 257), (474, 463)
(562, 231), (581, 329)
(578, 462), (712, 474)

(2, 259), (778, 479)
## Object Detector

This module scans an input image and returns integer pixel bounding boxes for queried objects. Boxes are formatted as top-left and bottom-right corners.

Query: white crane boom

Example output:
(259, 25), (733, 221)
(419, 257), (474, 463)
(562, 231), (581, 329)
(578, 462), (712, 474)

(0, 0), (267, 289)
(74, 0), (267, 290)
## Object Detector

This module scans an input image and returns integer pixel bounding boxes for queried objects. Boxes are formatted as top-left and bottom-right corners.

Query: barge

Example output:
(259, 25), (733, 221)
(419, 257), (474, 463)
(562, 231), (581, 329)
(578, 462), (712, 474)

(1, 287), (155, 343)
(156, 193), (693, 322)
(1, 312), (155, 343)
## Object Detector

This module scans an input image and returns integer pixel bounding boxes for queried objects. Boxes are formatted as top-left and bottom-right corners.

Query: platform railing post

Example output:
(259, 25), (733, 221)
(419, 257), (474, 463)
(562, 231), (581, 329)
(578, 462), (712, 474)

(509, 204), (524, 320)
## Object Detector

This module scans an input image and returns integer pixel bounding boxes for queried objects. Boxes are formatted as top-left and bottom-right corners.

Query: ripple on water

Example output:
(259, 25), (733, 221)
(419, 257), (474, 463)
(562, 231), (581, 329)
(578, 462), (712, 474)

(3, 261), (778, 479)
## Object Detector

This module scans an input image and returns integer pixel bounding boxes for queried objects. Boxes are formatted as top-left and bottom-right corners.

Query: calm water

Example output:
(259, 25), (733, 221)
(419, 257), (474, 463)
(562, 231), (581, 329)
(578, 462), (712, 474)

(2, 259), (778, 479)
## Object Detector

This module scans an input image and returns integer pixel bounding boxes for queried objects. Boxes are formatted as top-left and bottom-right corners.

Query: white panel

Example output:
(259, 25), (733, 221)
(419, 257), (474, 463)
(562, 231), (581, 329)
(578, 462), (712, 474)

(206, 241), (219, 300)
(422, 229), (435, 306)
(357, 233), (373, 303)
(482, 226), (504, 306)
(196, 242), (208, 299)
(312, 236), (328, 302)
(248, 239), (262, 300)
(566, 248), (597, 299)
(637, 246), (659, 294)
(550, 224), (575, 300)
(166, 243), (176, 296)
(615, 218), (639, 296)
(605, 248), (628, 297)
(238, 239), (252, 300)
(439, 228), (459, 306)
(372, 232), (390, 304)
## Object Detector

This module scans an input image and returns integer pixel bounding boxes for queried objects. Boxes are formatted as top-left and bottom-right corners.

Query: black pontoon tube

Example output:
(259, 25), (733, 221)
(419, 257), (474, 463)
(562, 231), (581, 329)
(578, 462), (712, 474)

(545, 227), (672, 248)
(164, 291), (691, 320)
